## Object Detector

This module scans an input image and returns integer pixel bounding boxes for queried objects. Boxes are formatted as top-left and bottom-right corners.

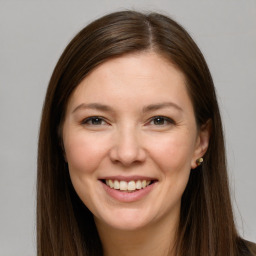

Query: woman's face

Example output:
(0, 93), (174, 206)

(62, 52), (209, 231)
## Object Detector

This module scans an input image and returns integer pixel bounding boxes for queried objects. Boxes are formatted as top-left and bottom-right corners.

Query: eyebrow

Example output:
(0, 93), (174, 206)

(72, 101), (183, 114)
(72, 103), (114, 113)
(142, 102), (183, 113)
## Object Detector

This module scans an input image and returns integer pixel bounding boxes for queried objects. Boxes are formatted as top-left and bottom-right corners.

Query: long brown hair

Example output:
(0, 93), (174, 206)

(37, 11), (249, 256)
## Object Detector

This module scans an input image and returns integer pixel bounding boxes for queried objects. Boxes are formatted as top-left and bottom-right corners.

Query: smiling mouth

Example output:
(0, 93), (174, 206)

(101, 179), (157, 193)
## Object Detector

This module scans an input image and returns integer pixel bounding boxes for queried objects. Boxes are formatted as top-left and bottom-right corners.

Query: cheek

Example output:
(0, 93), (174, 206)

(64, 132), (109, 175)
(147, 132), (195, 172)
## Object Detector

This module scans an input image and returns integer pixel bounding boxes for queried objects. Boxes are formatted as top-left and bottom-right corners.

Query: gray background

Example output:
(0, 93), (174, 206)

(0, 1), (255, 255)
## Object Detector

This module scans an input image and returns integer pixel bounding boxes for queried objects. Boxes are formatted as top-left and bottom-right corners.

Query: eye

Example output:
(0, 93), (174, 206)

(82, 116), (107, 126)
(148, 116), (175, 126)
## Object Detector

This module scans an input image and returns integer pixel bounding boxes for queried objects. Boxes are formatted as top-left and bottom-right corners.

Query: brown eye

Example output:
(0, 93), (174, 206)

(153, 117), (165, 125)
(150, 116), (174, 126)
(82, 117), (106, 125)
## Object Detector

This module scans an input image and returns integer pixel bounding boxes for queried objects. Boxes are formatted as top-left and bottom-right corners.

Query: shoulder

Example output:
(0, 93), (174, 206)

(240, 239), (256, 256)
(245, 240), (256, 256)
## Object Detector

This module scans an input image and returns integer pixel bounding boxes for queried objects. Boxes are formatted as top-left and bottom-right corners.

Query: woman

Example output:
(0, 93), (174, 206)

(37, 11), (256, 256)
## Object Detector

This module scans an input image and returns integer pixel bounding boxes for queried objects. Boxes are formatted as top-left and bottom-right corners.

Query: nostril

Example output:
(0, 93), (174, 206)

(109, 139), (146, 166)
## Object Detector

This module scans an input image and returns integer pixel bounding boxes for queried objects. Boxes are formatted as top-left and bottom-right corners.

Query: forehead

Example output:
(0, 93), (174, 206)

(66, 52), (192, 113)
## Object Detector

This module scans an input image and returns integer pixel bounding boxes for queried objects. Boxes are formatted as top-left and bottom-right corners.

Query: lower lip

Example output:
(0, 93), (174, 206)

(101, 181), (157, 203)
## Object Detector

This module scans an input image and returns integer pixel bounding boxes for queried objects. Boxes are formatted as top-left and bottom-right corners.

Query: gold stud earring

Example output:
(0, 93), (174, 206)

(196, 157), (203, 166)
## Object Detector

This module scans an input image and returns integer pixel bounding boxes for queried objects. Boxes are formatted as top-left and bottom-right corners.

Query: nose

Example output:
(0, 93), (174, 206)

(109, 126), (147, 166)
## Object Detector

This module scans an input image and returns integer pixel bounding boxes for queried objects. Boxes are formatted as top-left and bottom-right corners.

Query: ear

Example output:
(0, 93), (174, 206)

(191, 119), (211, 169)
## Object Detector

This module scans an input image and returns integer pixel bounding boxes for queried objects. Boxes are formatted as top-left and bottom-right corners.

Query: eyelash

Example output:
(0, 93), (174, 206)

(147, 116), (175, 126)
(81, 116), (175, 127)
(81, 116), (108, 126)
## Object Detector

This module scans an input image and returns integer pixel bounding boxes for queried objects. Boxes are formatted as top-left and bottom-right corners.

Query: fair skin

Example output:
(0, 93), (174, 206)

(62, 52), (210, 256)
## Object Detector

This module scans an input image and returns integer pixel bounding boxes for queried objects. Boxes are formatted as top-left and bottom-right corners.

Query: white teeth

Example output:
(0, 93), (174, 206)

(120, 181), (128, 190)
(105, 179), (152, 191)
(109, 180), (114, 188)
(114, 180), (120, 189)
(128, 181), (136, 191)
(136, 180), (142, 189)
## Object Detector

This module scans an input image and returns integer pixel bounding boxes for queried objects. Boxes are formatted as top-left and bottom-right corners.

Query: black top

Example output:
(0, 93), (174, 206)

(243, 240), (256, 256)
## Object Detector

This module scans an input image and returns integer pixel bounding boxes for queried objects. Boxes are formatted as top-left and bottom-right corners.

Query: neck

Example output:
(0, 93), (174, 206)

(95, 214), (178, 256)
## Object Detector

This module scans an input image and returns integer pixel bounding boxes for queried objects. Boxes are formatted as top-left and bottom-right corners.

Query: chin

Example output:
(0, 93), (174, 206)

(95, 208), (153, 231)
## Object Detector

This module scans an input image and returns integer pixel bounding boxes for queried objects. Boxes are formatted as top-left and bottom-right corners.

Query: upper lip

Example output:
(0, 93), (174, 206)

(99, 175), (158, 182)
